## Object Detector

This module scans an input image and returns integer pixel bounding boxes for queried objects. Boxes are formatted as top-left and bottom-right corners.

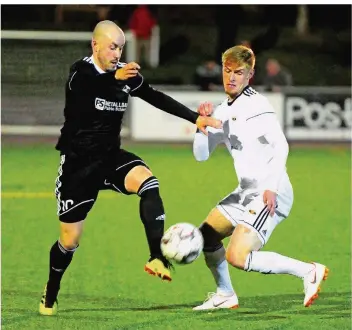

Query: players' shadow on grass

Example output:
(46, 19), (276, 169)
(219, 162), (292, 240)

(52, 291), (352, 318)
(59, 291), (199, 312)
(199, 291), (351, 323)
(318, 314), (351, 320)
(60, 302), (198, 313)
(3, 290), (350, 319)
(2, 289), (197, 314)
(240, 291), (350, 314)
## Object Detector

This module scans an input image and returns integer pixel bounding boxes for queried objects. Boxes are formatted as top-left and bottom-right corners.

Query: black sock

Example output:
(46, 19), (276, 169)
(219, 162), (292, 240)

(138, 176), (165, 259)
(199, 222), (224, 253)
(47, 240), (77, 300)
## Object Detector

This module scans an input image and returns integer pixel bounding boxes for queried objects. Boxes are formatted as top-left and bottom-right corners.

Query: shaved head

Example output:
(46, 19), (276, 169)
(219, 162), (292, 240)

(91, 20), (125, 72)
(92, 20), (124, 43)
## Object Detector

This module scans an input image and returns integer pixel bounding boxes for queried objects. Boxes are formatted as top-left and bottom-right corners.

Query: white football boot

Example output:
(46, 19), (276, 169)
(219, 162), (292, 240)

(193, 292), (239, 311)
(303, 262), (329, 307)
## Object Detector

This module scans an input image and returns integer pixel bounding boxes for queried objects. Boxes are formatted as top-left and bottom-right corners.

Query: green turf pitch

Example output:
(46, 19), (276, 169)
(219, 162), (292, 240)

(1, 144), (351, 330)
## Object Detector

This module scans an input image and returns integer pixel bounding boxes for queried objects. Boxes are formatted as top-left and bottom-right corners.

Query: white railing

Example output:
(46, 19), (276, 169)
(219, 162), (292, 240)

(1, 27), (160, 67)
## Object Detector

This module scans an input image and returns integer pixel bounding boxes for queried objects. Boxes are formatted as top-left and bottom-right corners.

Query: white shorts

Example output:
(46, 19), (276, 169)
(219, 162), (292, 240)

(216, 178), (294, 246)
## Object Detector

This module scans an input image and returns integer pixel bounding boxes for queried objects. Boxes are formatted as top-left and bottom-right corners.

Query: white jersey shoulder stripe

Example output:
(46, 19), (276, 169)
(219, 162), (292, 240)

(83, 56), (93, 64)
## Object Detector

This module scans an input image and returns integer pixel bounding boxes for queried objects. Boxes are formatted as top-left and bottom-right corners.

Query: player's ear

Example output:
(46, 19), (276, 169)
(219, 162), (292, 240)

(91, 39), (98, 53)
(249, 69), (254, 80)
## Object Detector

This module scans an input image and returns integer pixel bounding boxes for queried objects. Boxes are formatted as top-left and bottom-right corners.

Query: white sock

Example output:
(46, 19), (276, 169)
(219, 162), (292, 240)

(204, 246), (235, 296)
(245, 251), (315, 279)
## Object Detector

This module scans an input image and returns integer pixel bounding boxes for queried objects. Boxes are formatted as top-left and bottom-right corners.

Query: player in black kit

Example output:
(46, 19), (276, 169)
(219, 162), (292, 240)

(39, 20), (221, 316)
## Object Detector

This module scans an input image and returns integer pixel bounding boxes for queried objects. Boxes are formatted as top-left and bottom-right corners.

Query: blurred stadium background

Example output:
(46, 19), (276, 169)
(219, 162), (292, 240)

(1, 4), (351, 141)
(1, 4), (351, 330)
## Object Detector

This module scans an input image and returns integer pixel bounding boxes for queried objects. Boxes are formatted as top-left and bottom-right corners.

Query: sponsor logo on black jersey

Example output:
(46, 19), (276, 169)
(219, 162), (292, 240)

(95, 98), (128, 112)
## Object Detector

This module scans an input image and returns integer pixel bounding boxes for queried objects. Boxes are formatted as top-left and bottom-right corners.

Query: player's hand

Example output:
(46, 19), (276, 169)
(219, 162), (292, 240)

(263, 190), (277, 216)
(196, 116), (222, 135)
(115, 62), (140, 80)
(197, 102), (214, 116)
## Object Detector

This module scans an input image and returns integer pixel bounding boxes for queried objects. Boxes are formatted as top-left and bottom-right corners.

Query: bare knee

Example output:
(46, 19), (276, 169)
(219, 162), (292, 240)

(125, 166), (153, 194)
(226, 224), (262, 269)
(226, 247), (249, 269)
(60, 221), (84, 250)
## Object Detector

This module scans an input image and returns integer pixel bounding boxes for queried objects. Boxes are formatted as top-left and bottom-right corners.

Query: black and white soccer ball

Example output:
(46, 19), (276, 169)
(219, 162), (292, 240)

(161, 223), (204, 264)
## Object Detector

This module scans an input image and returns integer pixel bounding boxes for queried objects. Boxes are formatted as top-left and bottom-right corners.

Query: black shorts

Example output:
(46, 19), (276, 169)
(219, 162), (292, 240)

(55, 149), (149, 223)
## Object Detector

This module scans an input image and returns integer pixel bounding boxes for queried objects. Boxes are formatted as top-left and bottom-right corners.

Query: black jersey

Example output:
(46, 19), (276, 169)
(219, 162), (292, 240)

(56, 56), (198, 158)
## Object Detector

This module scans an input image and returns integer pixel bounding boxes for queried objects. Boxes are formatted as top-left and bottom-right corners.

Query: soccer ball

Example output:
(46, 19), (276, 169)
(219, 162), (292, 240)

(161, 222), (204, 264)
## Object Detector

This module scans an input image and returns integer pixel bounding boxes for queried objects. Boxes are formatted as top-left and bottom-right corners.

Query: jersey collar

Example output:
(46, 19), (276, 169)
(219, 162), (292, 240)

(227, 85), (250, 106)
(90, 56), (106, 74)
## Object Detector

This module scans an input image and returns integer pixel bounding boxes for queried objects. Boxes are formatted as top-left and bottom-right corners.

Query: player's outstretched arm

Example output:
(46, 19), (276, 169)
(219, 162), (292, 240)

(130, 81), (221, 132)
(193, 102), (224, 161)
(193, 127), (225, 161)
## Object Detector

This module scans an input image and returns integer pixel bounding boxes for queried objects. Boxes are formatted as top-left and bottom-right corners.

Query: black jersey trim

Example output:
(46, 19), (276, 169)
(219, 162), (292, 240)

(227, 86), (256, 106)
(243, 87), (257, 97)
(246, 112), (275, 122)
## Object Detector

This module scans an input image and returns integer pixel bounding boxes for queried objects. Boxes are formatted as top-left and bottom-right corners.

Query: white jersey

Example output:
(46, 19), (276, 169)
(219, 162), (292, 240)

(193, 86), (290, 193)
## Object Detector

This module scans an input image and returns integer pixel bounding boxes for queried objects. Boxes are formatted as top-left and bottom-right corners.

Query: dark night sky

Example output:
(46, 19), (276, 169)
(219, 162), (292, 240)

(1, 4), (351, 30)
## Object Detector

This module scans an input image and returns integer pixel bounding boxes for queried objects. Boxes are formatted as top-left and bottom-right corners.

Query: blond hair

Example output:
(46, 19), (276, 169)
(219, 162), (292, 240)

(222, 45), (256, 70)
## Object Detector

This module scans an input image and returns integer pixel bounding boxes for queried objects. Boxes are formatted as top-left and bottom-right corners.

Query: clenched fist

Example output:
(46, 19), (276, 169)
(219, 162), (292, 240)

(196, 116), (222, 135)
(115, 62), (140, 80)
(197, 102), (214, 116)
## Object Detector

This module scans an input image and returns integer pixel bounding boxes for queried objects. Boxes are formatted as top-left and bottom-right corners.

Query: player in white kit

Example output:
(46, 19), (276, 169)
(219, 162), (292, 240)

(192, 45), (329, 310)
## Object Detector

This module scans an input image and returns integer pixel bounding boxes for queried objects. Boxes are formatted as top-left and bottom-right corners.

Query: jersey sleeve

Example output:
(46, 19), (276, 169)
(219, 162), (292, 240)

(245, 98), (277, 138)
(193, 107), (226, 161)
(127, 72), (144, 93)
(264, 120), (289, 192)
(247, 99), (289, 192)
(130, 75), (199, 124)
